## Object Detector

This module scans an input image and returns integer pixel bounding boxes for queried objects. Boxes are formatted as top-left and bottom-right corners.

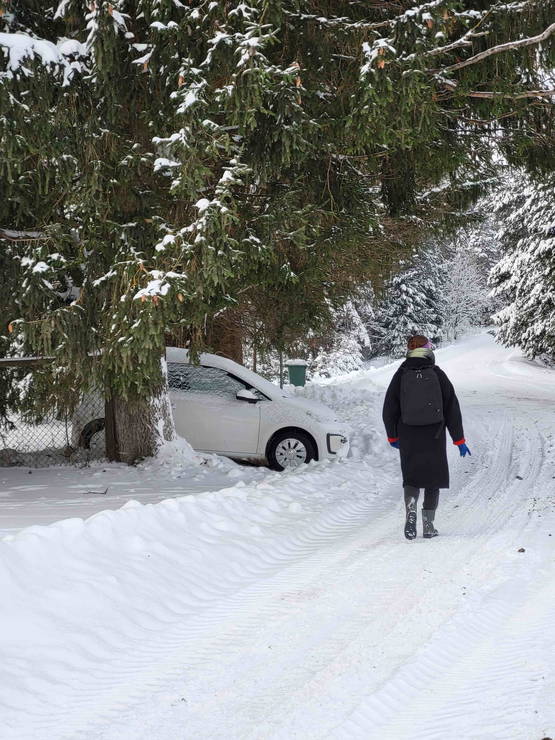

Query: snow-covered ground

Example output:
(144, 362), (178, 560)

(1, 332), (554, 739)
(0, 444), (267, 536)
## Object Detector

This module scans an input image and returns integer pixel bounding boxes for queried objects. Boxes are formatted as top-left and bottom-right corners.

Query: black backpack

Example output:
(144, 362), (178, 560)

(400, 366), (444, 426)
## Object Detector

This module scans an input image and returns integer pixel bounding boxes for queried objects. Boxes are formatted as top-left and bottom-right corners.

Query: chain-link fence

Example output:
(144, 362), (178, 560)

(0, 391), (105, 468)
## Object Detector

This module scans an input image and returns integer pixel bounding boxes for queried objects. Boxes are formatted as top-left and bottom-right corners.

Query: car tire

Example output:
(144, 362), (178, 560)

(267, 430), (317, 471)
(79, 418), (105, 449)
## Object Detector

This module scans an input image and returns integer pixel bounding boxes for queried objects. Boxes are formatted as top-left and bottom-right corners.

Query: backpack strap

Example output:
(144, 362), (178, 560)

(433, 420), (445, 438)
(432, 366), (443, 437)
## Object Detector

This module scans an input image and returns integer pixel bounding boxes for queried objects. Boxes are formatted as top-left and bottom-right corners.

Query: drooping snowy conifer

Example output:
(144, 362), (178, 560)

(310, 301), (371, 378)
(489, 174), (555, 362)
(2, 1), (554, 459)
(373, 265), (443, 358)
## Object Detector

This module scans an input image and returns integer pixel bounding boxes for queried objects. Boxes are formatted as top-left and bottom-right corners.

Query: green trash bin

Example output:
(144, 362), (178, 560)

(285, 359), (308, 387)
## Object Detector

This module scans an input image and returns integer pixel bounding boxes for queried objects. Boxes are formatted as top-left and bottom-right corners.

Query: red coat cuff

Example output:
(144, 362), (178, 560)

(387, 437), (399, 443)
(453, 438), (466, 446)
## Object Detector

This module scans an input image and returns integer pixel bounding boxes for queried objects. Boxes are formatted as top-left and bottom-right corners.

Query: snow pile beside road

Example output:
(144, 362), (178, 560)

(0, 451), (393, 739)
(0, 432), (260, 535)
(295, 377), (387, 460)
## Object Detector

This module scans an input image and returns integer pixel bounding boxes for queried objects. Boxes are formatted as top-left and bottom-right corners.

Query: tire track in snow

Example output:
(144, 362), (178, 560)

(237, 409), (532, 739)
(88, 401), (549, 740)
(327, 406), (552, 740)
(174, 405), (545, 739)
(335, 533), (555, 740)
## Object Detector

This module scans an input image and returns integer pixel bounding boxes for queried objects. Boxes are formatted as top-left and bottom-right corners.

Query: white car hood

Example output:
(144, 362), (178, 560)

(280, 394), (340, 423)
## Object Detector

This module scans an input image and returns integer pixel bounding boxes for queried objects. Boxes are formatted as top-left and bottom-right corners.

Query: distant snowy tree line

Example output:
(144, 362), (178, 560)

(302, 225), (494, 374)
(1, 1), (554, 461)
(314, 170), (555, 372)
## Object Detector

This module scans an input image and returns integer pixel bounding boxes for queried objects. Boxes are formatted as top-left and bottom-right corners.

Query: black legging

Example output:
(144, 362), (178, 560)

(404, 485), (439, 511)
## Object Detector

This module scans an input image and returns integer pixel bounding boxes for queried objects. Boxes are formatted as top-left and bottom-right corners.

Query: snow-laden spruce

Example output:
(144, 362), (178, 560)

(2, 1), (555, 463)
(489, 172), (555, 363)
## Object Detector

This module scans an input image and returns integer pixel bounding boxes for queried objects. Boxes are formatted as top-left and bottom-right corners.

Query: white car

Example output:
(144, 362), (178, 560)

(165, 348), (349, 470)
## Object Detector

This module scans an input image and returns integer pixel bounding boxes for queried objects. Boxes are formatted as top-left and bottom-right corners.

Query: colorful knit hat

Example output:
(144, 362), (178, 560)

(407, 335), (430, 351)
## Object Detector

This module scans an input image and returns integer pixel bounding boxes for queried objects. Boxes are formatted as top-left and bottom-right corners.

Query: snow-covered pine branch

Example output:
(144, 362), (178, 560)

(0, 31), (87, 83)
(0, 229), (46, 241)
(440, 21), (555, 73)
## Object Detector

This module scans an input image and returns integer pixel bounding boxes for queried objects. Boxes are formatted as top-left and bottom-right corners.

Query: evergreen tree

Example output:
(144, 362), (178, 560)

(352, 283), (377, 362)
(309, 301), (371, 378)
(416, 246), (447, 340)
(352, 0), (555, 217)
(489, 173), (555, 362)
(1, 1), (386, 460)
(1, 1), (554, 460)
(373, 263), (443, 358)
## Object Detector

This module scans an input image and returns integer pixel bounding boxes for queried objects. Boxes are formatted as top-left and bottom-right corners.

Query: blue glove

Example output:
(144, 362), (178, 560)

(458, 443), (471, 457)
(389, 440), (400, 449)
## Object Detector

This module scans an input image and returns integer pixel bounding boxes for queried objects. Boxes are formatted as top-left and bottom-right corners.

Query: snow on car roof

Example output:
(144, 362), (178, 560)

(165, 347), (290, 399)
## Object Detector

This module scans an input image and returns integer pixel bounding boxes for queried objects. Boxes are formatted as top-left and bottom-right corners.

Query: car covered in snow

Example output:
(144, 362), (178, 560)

(72, 349), (349, 470)
(165, 348), (349, 470)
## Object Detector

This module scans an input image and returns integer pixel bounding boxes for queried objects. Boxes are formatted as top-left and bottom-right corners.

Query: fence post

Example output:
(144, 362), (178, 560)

(104, 395), (118, 462)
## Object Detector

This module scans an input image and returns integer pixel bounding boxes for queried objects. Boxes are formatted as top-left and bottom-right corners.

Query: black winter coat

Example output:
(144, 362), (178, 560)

(382, 357), (465, 489)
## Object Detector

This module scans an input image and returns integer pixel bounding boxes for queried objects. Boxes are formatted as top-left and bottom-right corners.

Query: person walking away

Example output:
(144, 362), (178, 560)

(382, 335), (470, 540)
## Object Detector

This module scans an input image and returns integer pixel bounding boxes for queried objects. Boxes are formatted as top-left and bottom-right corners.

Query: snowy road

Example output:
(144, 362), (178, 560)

(1, 333), (554, 739)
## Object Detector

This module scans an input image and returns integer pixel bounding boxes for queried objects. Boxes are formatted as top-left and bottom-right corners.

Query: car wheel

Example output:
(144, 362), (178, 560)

(267, 430), (316, 471)
(79, 418), (105, 449)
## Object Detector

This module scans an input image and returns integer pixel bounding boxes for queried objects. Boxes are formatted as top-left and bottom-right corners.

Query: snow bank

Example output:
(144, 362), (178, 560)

(0, 370), (396, 737)
(0, 451), (390, 739)
(295, 376), (386, 460)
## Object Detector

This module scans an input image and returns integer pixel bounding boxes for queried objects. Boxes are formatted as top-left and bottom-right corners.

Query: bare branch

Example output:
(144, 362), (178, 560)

(425, 31), (488, 58)
(0, 356), (54, 368)
(0, 229), (47, 241)
(440, 22), (555, 73)
(436, 79), (555, 100)
(465, 89), (555, 99)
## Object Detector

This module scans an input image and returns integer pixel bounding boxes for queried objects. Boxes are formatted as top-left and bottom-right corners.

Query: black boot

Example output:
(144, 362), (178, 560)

(422, 509), (439, 538)
(404, 494), (418, 540)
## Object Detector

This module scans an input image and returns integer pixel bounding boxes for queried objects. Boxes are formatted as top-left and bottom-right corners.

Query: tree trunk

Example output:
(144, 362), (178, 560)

(209, 311), (243, 363)
(381, 150), (416, 217)
(104, 396), (118, 462)
(111, 362), (176, 464)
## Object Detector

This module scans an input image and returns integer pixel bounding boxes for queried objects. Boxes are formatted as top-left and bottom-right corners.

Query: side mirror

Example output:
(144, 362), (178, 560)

(236, 389), (259, 404)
